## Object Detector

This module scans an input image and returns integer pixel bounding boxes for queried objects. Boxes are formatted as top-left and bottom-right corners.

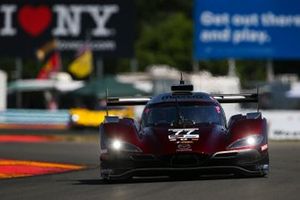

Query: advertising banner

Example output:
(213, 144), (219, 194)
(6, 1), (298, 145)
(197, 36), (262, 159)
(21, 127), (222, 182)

(194, 0), (300, 59)
(0, 0), (135, 57)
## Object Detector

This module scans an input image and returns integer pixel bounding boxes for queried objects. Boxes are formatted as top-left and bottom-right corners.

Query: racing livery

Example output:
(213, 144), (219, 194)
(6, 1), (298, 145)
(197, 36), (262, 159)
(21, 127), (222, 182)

(99, 82), (269, 180)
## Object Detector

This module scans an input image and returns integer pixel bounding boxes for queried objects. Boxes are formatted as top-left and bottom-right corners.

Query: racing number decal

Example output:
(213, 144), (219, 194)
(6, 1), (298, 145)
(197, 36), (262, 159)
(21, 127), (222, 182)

(168, 128), (199, 142)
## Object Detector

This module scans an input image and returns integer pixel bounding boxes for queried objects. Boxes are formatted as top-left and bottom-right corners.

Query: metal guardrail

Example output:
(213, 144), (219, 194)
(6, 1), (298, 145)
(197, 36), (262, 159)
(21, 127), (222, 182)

(0, 109), (69, 125)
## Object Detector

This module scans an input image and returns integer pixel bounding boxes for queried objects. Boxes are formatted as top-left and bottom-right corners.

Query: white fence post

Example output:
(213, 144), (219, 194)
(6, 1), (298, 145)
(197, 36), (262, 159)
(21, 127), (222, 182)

(0, 70), (7, 111)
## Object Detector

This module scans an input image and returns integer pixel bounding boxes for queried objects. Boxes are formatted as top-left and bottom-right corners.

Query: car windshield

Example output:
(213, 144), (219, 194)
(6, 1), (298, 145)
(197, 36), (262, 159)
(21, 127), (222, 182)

(142, 104), (223, 127)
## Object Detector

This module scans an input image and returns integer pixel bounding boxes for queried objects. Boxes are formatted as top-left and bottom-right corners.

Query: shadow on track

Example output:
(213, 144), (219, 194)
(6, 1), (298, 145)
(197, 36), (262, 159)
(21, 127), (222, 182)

(73, 174), (265, 185)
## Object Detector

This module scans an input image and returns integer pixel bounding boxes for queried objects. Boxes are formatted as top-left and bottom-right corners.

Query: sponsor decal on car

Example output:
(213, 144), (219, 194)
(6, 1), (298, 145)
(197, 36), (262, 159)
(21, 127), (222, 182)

(168, 128), (199, 142)
(176, 143), (192, 152)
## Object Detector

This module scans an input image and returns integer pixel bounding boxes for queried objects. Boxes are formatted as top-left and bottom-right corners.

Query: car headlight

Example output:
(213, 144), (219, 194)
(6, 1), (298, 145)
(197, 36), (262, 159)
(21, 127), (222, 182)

(111, 140), (122, 150)
(227, 135), (264, 150)
(109, 139), (142, 153)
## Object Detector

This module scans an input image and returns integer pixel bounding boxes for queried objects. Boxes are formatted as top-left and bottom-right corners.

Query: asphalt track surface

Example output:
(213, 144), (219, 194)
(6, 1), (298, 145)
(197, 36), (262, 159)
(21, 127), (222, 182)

(0, 133), (299, 200)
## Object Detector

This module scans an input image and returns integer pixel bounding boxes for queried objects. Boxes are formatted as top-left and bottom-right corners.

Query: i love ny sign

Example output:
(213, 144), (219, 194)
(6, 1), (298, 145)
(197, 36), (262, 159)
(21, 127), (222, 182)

(0, 0), (134, 57)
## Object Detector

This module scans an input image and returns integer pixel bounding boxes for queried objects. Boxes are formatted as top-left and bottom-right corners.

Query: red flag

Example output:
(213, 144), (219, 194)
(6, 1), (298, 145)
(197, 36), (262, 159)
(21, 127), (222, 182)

(37, 52), (61, 79)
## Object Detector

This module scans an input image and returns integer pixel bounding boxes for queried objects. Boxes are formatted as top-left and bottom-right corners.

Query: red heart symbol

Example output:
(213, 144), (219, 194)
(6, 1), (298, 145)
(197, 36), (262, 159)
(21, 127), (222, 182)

(18, 5), (52, 37)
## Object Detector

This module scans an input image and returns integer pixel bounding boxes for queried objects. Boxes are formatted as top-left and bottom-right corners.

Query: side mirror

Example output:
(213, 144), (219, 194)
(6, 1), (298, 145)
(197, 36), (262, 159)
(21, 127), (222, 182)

(123, 117), (140, 130)
(228, 114), (243, 128)
(228, 112), (262, 128)
(246, 112), (261, 119)
(104, 116), (119, 123)
(123, 117), (134, 122)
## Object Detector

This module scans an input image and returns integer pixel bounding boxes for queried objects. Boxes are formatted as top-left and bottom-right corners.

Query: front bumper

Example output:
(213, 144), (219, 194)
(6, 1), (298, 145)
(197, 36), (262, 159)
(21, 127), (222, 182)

(100, 149), (269, 180)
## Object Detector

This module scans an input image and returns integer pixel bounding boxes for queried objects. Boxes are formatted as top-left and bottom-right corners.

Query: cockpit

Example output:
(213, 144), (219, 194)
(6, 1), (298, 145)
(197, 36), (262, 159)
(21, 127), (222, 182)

(141, 102), (225, 127)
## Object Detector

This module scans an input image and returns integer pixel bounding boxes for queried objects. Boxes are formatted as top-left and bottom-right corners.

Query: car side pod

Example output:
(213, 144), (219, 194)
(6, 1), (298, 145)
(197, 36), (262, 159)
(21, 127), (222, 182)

(226, 111), (269, 178)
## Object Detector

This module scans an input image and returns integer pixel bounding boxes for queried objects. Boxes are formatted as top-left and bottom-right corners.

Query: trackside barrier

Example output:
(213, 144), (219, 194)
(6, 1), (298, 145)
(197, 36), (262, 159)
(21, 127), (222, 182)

(0, 109), (299, 140)
(262, 110), (300, 140)
(0, 109), (69, 125)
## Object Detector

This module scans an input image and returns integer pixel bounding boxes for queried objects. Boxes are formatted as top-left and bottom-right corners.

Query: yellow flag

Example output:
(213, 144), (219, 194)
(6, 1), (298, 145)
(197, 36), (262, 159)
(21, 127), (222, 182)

(69, 50), (93, 78)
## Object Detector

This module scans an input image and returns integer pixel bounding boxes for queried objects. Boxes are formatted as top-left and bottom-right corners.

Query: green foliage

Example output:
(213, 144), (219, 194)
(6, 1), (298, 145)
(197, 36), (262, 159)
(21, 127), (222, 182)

(236, 60), (266, 85)
(0, 58), (40, 80)
(136, 13), (192, 71)
(0, 58), (15, 80)
(199, 60), (229, 75)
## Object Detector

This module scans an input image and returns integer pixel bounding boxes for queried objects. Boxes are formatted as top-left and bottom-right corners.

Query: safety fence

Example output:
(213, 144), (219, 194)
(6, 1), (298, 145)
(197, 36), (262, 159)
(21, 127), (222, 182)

(0, 109), (69, 125)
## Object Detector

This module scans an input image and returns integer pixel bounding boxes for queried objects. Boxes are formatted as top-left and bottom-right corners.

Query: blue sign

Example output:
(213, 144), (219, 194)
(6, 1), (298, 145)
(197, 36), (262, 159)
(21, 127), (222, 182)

(194, 0), (300, 59)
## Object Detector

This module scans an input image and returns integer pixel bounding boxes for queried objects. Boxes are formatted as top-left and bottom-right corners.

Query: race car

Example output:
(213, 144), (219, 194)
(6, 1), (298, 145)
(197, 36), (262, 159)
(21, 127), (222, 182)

(99, 81), (269, 181)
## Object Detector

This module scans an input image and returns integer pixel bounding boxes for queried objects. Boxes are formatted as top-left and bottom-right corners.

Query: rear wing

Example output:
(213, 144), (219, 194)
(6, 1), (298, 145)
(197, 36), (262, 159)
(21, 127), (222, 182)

(107, 95), (259, 111)
(107, 93), (258, 106)
(212, 93), (258, 103)
(107, 97), (151, 106)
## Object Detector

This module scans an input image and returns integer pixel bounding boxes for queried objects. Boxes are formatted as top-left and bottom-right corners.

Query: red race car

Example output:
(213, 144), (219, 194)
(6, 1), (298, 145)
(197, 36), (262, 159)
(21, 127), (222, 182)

(99, 81), (269, 181)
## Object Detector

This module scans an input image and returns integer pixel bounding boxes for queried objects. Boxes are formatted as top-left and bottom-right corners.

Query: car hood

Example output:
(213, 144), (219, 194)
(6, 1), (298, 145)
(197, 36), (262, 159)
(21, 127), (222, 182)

(142, 124), (227, 155)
